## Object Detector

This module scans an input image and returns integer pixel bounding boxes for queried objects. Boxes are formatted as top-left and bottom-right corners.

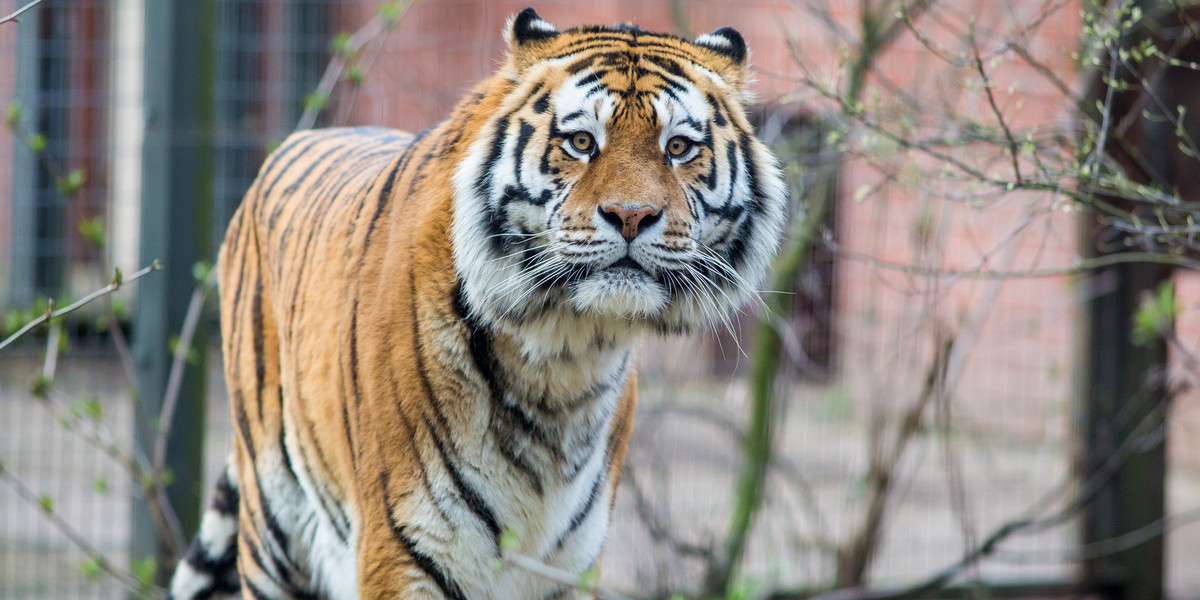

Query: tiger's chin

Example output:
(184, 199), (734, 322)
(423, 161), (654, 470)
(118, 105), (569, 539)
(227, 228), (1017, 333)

(568, 268), (670, 320)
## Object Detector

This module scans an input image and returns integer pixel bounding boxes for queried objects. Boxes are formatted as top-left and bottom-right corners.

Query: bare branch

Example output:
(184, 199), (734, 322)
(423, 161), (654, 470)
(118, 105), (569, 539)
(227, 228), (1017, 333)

(501, 550), (639, 600)
(0, 467), (142, 591)
(969, 22), (1022, 183)
(0, 262), (161, 352)
(296, 1), (416, 131)
(0, 0), (42, 25)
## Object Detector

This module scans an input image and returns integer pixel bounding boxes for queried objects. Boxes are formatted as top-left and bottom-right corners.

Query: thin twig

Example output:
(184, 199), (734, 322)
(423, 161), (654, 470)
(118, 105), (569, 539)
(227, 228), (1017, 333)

(969, 22), (1022, 184)
(823, 238), (1200, 279)
(296, 1), (415, 131)
(0, 468), (141, 590)
(501, 550), (639, 600)
(0, 0), (42, 25)
(0, 262), (161, 352)
(148, 272), (216, 559)
(153, 274), (213, 478)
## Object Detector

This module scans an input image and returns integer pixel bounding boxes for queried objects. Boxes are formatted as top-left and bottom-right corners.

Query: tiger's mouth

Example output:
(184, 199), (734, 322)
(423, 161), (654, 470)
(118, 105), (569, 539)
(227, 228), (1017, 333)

(605, 255), (648, 273)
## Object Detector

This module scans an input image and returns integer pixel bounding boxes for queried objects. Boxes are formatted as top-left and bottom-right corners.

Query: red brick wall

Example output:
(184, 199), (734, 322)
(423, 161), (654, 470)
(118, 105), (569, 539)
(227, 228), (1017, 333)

(335, 0), (1094, 430)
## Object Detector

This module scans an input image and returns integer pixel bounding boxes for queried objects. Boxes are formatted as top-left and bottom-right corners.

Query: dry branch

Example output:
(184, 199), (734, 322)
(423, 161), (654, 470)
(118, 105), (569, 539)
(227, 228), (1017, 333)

(0, 262), (160, 352)
(0, 0), (42, 25)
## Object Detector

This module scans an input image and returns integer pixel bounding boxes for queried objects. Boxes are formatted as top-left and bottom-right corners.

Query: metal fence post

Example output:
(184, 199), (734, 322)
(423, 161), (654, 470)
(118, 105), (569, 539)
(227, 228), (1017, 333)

(8, 8), (41, 309)
(131, 0), (217, 586)
(1074, 248), (1168, 600)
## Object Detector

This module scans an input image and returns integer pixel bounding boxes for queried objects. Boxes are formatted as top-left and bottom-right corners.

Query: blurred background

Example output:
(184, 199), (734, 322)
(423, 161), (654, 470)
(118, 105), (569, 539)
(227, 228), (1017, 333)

(1, 0), (1199, 599)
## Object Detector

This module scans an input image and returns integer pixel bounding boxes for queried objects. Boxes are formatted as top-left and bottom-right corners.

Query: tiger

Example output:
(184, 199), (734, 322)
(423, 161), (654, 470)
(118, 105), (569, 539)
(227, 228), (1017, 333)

(168, 7), (787, 600)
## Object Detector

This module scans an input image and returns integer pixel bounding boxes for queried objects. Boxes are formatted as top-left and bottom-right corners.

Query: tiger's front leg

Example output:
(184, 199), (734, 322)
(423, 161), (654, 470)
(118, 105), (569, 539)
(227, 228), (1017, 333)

(356, 500), (463, 600)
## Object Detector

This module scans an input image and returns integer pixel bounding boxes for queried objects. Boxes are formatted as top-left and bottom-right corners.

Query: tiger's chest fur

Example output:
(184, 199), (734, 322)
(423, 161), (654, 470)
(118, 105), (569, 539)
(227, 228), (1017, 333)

(387, 304), (638, 599)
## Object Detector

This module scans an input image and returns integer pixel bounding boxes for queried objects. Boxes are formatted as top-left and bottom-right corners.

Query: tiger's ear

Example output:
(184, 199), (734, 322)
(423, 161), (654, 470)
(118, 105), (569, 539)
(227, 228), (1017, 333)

(694, 27), (750, 94)
(504, 8), (560, 77)
(695, 27), (747, 65)
(506, 8), (559, 48)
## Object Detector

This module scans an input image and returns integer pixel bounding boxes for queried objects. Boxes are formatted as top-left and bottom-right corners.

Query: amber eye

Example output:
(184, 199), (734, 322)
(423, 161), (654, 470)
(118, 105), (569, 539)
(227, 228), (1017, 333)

(569, 131), (595, 153)
(666, 136), (693, 157)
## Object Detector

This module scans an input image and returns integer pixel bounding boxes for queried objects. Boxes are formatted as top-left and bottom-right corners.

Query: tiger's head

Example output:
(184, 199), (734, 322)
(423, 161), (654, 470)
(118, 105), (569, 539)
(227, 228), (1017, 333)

(453, 8), (787, 336)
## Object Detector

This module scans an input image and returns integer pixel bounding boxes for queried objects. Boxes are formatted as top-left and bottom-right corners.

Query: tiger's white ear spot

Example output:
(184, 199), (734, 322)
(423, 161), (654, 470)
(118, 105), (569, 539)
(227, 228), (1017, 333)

(507, 7), (559, 47)
(695, 27), (747, 64)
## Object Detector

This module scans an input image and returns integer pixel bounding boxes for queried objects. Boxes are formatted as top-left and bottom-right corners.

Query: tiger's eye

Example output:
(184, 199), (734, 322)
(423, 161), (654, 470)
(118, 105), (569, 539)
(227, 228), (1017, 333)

(570, 131), (594, 153)
(667, 136), (693, 157)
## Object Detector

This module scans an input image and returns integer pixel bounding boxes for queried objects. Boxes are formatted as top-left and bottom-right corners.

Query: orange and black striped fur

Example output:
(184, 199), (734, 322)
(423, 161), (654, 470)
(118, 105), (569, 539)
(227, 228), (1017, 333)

(169, 8), (786, 599)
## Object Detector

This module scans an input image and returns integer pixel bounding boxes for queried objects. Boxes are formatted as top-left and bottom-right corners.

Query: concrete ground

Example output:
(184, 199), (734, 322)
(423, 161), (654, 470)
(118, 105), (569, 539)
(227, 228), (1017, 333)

(2, 350), (1198, 599)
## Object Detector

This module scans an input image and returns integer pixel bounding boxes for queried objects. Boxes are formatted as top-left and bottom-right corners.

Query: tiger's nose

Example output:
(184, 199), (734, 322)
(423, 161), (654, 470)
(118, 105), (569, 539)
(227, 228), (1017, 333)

(599, 204), (662, 242)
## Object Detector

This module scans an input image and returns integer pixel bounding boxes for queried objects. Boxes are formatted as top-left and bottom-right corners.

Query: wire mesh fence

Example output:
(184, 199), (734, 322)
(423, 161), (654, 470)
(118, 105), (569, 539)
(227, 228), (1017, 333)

(2, 0), (1200, 599)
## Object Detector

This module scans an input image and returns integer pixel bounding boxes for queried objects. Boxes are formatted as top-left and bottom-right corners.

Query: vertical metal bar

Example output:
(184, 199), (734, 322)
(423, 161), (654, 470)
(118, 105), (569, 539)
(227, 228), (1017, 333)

(1075, 251), (1168, 600)
(1075, 1), (1169, 596)
(9, 8), (42, 309)
(131, 0), (217, 585)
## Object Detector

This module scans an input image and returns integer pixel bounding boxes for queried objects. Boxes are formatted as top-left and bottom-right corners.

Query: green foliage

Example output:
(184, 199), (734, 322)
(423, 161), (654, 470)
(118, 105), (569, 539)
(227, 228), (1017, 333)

(498, 527), (521, 551)
(31, 375), (52, 399)
(1132, 281), (1178, 347)
(168, 335), (201, 365)
(94, 477), (109, 494)
(70, 397), (104, 422)
(55, 168), (86, 196)
(575, 566), (600, 594)
(192, 260), (213, 284)
(303, 91), (331, 114)
(78, 215), (106, 250)
(331, 31), (353, 56)
(38, 494), (54, 514)
(5, 101), (21, 128)
(26, 132), (46, 153)
(79, 557), (102, 581)
(345, 65), (366, 87)
(130, 557), (157, 592)
(378, 2), (402, 28)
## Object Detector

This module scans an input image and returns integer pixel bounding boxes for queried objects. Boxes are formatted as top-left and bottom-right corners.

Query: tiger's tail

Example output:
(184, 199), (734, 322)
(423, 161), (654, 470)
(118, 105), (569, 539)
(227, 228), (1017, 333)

(166, 459), (240, 600)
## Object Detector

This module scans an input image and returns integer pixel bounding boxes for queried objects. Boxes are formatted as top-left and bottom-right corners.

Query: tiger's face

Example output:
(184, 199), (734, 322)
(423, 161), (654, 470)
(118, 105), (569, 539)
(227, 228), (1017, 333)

(453, 9), (787, 335)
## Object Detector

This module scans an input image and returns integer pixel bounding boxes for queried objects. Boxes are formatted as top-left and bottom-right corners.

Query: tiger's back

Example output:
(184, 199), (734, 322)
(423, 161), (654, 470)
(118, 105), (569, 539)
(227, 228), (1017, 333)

(216, 126), (427, 599)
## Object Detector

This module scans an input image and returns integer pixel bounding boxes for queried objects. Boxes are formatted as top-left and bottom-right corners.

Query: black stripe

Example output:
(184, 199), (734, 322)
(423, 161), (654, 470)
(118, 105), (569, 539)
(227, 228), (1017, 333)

(363, 127), (432, 253)
(494, 394), (560, 459)
(212, 469), (239, 516)
(533, 91), (551, 113)
(410, 282), (502, 542)
(249, 238), (267, 424)
(473, 116), (510, 192)
(239, 567), (275, 600)
(513, 120), (535, 184)
(395, 527), (468, 600)
(384, 400), (456, 528)
(263, 130), (359, 226)
(424, 415), (502, 542)
(232, 401), (257, 464)
(183, 524), (237, 579)
(456, 287), (546, 493)
(553, 470), (605, 551)
(277, 397), (299, 483)
(291, 421), (352, 542)
(258, 131), (345, 209)
(707, 93), (728, 127)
